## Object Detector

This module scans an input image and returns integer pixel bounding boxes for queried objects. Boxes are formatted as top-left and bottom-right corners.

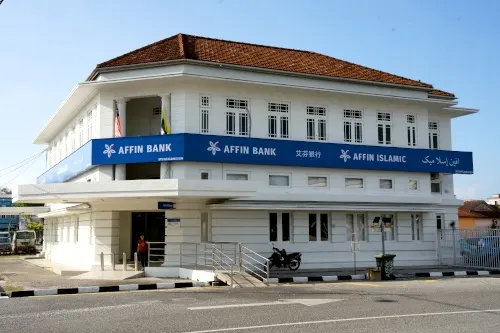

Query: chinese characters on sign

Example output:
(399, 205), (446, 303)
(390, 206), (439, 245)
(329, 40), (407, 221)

(296, 150), (322, 158)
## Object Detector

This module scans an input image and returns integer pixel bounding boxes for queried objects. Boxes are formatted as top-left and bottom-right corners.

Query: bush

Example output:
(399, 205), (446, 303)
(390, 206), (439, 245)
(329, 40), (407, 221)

(13, 245), (38, 255)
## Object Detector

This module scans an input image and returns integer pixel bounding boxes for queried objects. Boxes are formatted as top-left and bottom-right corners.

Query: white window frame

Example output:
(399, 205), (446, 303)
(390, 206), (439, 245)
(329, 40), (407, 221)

(268, 174), (291, 187)
(346, 213), (368, 242)
(408, 179), (419, 191)
(225, 98), (249, 136)
(428, 121), (439, 149)
(306, 106), (327, 141)
(431, 173), (441, 194)
(71, 126), (76, 153)
(308, 212), (330, 242)
(379, 178), (394, 190)
(87, 110), (93, 141)
(269, 212), (292, 243)
(75, 216), (79, 243)
(268, 102), (289, 139)
(200, 170), (211, 180)
(343, 109), (363, 143)
(224, 171), (250, 181)
(411, 213), (422, 241)
(407, 114), (417, 147)
(377, 112), (392, 145)
(307, 175), (328, 188)
(200, 95), (211, 134)
(79, 118), (84, 147)
(379, 213), (397, 241)
(345, 177), (364, 189)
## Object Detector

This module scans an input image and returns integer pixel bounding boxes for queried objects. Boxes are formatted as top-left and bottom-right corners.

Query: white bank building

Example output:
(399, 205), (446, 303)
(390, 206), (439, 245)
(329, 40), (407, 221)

(15, 34), (476, 272)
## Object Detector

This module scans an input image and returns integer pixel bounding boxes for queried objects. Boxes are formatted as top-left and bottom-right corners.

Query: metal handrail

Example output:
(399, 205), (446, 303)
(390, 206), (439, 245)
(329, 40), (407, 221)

(239, 245), (270, 285)
(212, 246), (235, 287)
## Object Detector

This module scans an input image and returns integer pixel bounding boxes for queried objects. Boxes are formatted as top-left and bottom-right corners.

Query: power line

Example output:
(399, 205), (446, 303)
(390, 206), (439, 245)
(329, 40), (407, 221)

(0, 150), (46, 180)
(0, 150), (46, 174)
(0, 152), (44, 188)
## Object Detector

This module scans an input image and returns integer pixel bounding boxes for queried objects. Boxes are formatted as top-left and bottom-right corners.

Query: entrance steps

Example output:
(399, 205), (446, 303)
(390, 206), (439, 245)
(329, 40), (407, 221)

(215, 271), (267, 288)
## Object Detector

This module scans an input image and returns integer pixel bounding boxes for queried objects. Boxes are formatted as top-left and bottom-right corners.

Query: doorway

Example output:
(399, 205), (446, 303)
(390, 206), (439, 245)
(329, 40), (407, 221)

(131, 212), (165, 254)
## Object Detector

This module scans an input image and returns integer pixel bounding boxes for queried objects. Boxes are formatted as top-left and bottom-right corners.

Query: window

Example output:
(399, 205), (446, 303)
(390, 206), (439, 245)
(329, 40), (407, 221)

(268, 102), (289, 138)
(152, 107), (161, 116)
(409, 179), (418, 191)
(306, 106), (327, 141)
(87, 110), (93, 141)
(308, 213), (329, 242)
(75, 217), (79, 243)
(200, 96), (210, 134)
(269, 213), (291, 242)
(345, 178), (364, 189)
(226, 173), (249, 181)
(379, 179), (393, 190)
(79, 118), (84, 146)
(269, 175), (290, 187)
(377, 112), (391, 145)
(380, 214), (396, 241)
(200, 171), (210, 180)
(308, 176), (328, 187)
(226, 98), (249, 136)
(431, 173), (441, 193)
(411, 214), (422, 241)
(436, 214), (443, 230)
(428, 121), (439, 149)
(407, 114), (417, 146)
(343, 109), (363, 143)
(71, 127), (76, 152)
(346, 213), (368, 241)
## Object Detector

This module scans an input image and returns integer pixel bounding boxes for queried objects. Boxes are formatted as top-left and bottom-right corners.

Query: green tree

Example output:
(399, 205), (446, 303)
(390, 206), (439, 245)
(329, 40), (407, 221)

(27, 219), (44, 238)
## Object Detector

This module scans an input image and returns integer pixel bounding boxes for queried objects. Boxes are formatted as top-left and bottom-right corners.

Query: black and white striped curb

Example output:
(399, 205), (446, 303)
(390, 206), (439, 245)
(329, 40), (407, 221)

(8, 281), (207, 298)
(413, 270), (500, 278)
(264, 274), (366, 284)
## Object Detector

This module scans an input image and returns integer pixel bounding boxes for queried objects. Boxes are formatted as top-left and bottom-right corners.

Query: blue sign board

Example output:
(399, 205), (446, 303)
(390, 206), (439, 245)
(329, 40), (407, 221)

(158, 202), (176, 210)
(37, 142), (93, 184)
(39, 133), (474, 184)
(166, 218), (181, 223)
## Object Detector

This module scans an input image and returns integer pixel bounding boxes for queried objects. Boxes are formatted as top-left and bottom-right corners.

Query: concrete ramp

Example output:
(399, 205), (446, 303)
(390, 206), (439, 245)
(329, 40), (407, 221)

(70, 270), (144, 280)
(215, 272), (267, 288)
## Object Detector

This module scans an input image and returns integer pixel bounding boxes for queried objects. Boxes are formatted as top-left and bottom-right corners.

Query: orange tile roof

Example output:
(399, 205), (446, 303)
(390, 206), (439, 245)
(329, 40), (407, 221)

(93, 33), (455, 98)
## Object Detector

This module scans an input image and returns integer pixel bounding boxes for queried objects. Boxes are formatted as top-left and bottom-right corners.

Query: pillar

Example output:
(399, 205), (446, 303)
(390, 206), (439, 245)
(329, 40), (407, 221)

(92, 211), (121, 267)
(159, 93), (171, 179)
(115, 98), (128, 181)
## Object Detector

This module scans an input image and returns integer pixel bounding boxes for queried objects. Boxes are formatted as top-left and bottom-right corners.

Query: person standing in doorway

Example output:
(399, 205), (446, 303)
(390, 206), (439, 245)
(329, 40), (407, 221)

(137, 234), (148, 269)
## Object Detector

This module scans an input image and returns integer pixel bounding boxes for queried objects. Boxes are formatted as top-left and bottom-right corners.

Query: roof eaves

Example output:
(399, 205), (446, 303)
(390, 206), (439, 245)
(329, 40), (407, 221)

(87, 58), (438, 94)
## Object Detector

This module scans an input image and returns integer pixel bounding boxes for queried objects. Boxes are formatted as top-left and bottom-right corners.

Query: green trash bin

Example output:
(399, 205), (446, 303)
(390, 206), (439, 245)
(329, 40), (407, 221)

(375, 254), (396, 280)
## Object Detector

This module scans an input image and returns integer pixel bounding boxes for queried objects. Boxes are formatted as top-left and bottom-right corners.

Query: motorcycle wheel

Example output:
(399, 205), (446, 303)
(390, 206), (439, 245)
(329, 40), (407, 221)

(288, 259), (300, 271)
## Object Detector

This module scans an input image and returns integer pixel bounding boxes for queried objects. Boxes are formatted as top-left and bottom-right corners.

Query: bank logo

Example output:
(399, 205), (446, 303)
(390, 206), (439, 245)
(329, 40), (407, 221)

(207, 141), (221, 156)
(339, 149), (351, 162)
(103, 144), (116, 158)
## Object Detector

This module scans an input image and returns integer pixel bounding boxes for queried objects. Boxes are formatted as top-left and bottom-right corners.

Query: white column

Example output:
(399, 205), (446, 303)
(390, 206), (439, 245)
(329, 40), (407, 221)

(115, 98), (128, 181)
(159, 94), (171, 179)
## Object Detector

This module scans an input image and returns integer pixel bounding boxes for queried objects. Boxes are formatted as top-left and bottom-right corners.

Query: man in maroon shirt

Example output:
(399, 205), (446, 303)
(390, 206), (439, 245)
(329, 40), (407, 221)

(137, 234), (148, 269)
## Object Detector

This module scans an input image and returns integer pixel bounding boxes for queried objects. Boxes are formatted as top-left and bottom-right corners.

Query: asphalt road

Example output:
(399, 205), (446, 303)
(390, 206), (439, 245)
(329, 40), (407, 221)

(1, 277), (500, 332)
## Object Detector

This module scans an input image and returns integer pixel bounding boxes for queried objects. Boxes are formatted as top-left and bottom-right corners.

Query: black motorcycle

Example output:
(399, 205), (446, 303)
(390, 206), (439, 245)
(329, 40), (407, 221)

(266, 246), (301, 271)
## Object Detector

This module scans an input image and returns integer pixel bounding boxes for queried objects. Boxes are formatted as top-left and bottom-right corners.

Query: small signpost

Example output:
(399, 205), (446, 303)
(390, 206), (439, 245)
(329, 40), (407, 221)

(158, 201), (175, 210)
(166, 218), (181, 228)
(350, 232), (360, 274)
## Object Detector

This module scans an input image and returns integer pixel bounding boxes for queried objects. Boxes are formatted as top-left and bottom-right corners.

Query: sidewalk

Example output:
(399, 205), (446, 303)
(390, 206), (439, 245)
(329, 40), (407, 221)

(0, 257), (190, 293)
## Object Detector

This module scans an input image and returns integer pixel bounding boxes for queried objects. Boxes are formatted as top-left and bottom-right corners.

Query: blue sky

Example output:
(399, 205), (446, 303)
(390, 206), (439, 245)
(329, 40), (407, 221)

(0, 0), (498, 199)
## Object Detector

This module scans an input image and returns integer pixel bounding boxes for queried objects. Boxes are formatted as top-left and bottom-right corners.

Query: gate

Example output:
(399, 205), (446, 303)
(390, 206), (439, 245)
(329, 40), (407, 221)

(438, 228), (500, 270)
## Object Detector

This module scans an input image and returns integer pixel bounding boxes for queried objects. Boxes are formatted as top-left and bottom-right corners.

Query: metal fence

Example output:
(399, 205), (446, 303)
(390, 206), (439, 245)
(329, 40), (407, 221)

(438, 228), (500, 270)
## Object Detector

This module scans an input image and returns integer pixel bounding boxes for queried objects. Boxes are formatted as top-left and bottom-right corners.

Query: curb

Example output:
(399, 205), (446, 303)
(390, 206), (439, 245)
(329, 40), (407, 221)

(413, 270), (500, 278)
(264, 274), (366, 284)
(8, 281), (207, 298)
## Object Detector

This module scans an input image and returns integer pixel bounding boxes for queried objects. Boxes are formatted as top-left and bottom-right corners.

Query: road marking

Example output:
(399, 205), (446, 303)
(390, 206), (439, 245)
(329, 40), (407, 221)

(188, 299), (343, 310)
(424, 280), (438, 283)
(0, 301), (162, 319)
(182, 308), (500, 332)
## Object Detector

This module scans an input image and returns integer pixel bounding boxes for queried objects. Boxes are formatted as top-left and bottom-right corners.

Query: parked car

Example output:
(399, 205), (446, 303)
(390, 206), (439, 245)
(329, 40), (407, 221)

(0, 232), (12, 254)
(12, 230), (37, 253)
(459, 236), (500, 266)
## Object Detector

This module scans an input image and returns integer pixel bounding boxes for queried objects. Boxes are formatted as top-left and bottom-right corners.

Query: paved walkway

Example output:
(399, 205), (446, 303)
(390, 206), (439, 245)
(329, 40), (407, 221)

(0, 257), (188, 292)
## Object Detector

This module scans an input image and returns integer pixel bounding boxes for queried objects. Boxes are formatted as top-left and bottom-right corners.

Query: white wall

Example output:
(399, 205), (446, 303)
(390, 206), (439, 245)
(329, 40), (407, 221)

(46, 94), (100, 169)
(173, 162), (441, 198)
